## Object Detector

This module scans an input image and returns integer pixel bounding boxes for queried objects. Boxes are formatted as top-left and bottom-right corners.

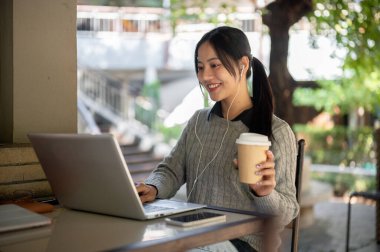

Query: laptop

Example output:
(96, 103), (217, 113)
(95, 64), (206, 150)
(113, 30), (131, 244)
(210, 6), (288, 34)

(28, 133), (205, 220)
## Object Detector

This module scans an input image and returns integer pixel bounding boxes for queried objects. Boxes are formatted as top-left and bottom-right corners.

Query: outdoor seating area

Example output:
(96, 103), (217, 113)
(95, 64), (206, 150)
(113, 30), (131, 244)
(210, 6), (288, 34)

(1, 1), (379, 251)
(284, 199), (379, 251)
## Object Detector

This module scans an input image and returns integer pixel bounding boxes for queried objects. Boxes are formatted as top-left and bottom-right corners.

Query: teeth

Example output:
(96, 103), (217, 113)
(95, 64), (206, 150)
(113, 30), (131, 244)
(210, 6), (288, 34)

(208, 83), (220, 88)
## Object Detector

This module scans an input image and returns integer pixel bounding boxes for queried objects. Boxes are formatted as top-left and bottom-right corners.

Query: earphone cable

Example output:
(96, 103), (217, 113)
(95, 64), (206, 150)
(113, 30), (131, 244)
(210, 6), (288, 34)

(187, 77), (242, 200)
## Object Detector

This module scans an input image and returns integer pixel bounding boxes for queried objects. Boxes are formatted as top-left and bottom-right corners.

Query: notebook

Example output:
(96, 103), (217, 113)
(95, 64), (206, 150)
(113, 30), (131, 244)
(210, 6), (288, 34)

(28, 133), (205, 220)
(0, 204), (51, 233)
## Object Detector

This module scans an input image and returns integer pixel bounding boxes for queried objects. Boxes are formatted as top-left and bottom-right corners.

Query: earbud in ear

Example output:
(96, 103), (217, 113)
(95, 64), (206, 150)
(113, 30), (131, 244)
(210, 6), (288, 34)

(240, 65), (245, 78)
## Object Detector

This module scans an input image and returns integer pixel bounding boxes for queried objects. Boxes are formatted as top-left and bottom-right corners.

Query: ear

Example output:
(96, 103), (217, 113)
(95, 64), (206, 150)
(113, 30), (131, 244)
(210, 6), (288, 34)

(239, 56), (250, 72)
(239, 56), (250, 78)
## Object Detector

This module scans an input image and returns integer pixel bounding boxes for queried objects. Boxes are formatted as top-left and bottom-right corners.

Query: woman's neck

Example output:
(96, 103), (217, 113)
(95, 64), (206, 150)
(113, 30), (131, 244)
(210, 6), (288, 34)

(221, 95), (253, 120)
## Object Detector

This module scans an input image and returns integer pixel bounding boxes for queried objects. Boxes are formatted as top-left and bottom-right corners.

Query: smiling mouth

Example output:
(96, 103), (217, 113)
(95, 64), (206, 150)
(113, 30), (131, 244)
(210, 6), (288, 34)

(207, 83), (221, 90)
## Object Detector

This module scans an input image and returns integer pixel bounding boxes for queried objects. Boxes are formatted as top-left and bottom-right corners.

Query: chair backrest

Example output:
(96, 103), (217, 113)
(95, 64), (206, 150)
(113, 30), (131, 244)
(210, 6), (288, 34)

(291, 139), (305, 252)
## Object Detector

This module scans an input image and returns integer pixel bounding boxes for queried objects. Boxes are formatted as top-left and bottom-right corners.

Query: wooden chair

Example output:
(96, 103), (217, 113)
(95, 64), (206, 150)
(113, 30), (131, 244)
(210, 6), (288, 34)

(289, 139), (306, 252)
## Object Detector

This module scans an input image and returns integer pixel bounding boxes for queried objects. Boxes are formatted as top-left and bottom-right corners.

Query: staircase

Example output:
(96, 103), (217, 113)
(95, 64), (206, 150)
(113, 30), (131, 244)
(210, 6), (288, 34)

(77, 68), (168, 182)
(120, 142), (164, 182)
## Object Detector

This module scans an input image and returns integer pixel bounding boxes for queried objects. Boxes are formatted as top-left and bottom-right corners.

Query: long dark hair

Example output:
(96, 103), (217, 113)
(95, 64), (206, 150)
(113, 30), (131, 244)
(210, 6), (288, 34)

(194, 26), (274, 138)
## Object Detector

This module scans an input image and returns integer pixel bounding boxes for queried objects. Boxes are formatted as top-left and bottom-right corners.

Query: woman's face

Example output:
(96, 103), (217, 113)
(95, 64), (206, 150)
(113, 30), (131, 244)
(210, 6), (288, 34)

(196, 42), (239, 102)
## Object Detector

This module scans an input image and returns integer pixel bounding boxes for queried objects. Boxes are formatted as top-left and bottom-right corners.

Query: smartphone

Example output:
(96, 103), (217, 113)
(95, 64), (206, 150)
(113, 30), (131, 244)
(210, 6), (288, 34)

(165, 212), (226, 227)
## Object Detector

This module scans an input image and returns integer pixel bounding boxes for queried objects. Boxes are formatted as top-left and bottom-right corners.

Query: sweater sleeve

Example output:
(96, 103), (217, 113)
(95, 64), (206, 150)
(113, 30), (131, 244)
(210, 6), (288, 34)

(249, 120), (299, 225)
(144, 111), (196, 199)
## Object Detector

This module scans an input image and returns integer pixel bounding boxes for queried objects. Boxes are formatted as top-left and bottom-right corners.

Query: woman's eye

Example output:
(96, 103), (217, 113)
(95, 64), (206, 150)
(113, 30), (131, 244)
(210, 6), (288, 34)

(211, 63), (221, 68)
(197, 66), (204, 71)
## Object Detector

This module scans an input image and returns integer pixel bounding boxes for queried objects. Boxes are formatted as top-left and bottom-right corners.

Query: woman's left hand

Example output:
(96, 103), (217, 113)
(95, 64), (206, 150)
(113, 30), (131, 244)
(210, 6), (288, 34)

(249, 150), (276, 196)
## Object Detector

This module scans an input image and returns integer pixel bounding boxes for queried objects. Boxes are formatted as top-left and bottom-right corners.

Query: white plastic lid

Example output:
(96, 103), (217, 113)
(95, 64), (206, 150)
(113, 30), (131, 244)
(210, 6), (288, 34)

(235, 133), (271, 146)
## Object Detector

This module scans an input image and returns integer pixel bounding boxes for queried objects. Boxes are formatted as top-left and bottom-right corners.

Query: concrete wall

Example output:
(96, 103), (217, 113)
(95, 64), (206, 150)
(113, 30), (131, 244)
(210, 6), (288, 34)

(0, 0), (77, 200)
(0, 1), (14, 143)
(2, 0), (77, 143)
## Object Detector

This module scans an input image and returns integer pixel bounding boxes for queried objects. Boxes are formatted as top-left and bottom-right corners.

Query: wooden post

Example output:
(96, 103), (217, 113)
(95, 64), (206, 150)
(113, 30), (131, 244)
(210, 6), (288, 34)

(376, 128), (380, 243)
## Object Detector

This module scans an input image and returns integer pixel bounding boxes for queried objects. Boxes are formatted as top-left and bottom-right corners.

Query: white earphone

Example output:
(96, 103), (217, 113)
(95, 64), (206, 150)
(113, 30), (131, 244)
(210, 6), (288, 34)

(240, 65), (245, 78)
(188, 65), (243, 201)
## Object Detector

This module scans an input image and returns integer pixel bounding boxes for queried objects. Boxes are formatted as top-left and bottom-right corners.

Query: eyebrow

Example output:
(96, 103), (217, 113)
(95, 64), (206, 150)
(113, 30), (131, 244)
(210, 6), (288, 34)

(197, 57), (220, 64)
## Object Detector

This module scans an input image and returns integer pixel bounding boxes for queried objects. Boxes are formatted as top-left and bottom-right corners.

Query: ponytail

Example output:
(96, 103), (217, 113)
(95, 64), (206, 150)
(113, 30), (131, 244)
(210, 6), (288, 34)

(194, 26), (274, 138)
(250, 57), (274, 138)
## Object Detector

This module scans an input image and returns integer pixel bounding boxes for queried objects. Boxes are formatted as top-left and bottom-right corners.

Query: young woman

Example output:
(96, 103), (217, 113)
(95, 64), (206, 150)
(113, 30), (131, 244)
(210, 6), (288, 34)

(137, 26), (299, 251)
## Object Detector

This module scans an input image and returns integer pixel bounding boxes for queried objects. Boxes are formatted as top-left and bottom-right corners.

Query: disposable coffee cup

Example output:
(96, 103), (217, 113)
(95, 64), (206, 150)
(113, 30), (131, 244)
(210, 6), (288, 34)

(236, 133), (271, 184)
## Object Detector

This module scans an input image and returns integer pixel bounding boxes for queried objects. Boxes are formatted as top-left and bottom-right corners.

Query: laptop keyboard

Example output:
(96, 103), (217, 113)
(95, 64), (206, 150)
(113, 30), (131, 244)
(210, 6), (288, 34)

(143, 204), (174, 213)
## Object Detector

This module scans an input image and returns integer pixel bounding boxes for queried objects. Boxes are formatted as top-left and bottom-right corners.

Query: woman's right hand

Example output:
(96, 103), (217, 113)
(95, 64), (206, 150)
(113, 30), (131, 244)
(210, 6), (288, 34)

(135, 182), (158, 203)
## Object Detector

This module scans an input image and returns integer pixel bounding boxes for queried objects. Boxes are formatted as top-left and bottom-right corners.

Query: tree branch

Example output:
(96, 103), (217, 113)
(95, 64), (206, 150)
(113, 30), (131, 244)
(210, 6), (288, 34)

(263, 0), (313, 29)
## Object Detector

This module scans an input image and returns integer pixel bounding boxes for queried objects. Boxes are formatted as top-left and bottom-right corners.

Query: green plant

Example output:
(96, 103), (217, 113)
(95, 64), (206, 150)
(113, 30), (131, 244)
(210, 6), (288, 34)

(311, 171), (376, 196)
(308, 0), (380, 80)
(299, 0), (380, 116)
(293, 77), (380, 116)
(135, 80), (161, 129)
(294, 124), (375, 167)
(168, 0), (237, 35)
(156, 123), (183, 143)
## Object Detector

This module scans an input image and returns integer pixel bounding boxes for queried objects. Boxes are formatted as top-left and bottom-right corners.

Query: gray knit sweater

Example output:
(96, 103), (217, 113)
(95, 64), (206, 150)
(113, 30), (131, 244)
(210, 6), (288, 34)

(145, 108), (299, 250)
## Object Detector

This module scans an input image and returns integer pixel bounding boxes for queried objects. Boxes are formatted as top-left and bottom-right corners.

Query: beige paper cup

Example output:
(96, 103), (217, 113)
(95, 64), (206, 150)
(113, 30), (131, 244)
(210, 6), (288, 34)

(236, 133), (271, 184)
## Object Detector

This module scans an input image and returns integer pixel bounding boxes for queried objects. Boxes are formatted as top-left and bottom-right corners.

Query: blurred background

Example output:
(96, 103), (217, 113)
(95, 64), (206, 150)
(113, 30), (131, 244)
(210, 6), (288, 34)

(75, 1), (380, 250)
(76, 0), (379, 202)
(0, 0), (378, 250)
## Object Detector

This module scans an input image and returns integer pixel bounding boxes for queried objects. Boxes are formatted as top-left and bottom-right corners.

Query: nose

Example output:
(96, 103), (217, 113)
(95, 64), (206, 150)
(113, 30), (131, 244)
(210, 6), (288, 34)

(198, 67), (213, 84)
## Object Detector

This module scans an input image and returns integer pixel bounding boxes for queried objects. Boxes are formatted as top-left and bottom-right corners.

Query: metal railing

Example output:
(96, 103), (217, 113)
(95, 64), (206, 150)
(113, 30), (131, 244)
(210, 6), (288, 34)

(77, 69), (160, 148)
(78, 69), (130, 123)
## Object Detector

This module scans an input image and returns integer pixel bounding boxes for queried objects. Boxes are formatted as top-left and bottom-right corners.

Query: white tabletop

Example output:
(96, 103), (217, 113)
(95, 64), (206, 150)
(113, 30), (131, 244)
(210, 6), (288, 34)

(0, 206), (267, 252)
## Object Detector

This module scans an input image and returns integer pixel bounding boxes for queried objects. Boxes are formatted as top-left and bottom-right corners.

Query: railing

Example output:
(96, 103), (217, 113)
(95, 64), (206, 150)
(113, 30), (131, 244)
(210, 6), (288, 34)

(77, 69), (160, 148)
(78, 69), (130, 122)
(76, 5), (260, 35)
(77, 6), (168, 34)
(77, 95), (101, 134)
